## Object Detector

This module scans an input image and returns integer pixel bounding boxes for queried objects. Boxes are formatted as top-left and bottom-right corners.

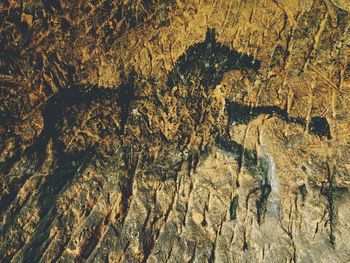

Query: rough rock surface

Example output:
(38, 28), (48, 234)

(1, 0), (350, 262)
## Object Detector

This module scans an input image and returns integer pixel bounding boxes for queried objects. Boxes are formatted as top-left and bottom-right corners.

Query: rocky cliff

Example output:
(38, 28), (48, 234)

(1, 0), (350, 262)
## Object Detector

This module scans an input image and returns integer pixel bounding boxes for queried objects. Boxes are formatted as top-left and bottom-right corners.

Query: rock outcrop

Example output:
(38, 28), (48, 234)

(1, 0), (350, 262)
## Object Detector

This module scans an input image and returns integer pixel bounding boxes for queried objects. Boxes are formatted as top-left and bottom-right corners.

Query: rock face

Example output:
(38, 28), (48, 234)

(1, 0), (350, 262)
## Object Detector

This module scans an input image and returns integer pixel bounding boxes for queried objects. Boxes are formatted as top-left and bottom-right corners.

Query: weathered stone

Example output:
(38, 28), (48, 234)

(1, 0), (350, 262)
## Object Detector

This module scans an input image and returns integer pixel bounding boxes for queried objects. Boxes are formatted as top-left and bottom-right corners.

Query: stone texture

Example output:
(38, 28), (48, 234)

(1, 0), (350, 262)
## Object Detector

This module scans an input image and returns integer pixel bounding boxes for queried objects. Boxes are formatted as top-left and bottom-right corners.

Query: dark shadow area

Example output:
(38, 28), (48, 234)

(0, 78), (138, 214)
(309, 117), (331, 139)
(255, 182), (272, 225)
(0, 86), (114, 215)
(0, 73), (141, 260)
(226, 101), (331, 139)
(0, 74), (139, 172)
(299, 184), (307, 204)
(0, 8), (32, 76)
(18, 147), (95, 263)
(0, 127), (96, 262)
(167, 28), (260, 90)
(116, 71), (137, 135)
(230, 195), (239, 221)
(215, 136), (274, 226)
(0, 23), (336, 260)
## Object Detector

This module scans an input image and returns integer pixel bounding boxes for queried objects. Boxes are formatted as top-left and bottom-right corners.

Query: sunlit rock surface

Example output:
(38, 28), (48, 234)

(1, 0), (350, 262)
